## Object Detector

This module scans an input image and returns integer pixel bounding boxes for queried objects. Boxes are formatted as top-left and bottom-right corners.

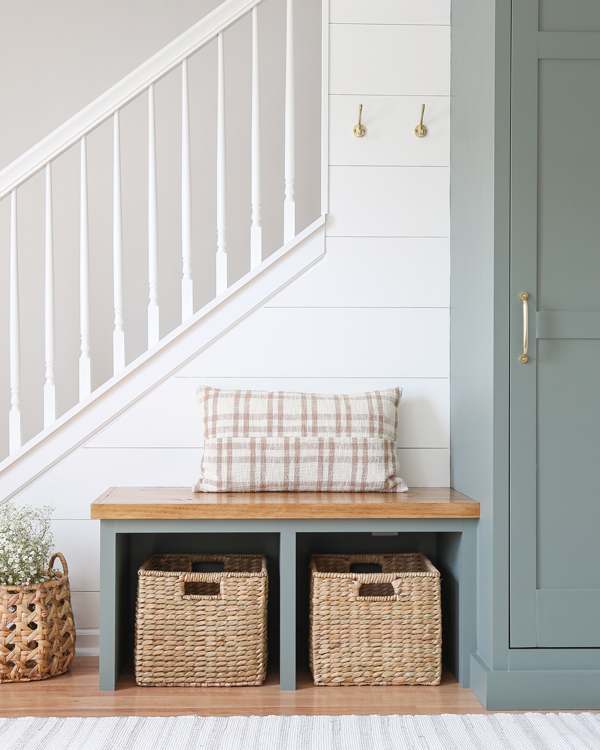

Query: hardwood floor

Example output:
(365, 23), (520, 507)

(0, 658), (489, 717)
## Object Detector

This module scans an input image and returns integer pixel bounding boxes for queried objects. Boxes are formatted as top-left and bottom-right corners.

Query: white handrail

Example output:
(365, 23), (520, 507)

(0, 0), (264, 201)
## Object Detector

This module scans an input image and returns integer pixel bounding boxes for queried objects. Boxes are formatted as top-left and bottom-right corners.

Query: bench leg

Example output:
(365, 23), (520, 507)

(99, 523), (129, 691)
(99, 521), (118, 691)
(279, 530), (296, 690)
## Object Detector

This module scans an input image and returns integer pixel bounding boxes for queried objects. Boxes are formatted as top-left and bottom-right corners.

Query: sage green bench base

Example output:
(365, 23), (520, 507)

(98, 517), (477, 692)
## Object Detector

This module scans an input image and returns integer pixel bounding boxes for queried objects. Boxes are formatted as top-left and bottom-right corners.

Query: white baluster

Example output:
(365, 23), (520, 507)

(113, 111), (125, 374)
(79, 136), (91, 400)
(216, 32), (227, 295)
(251, 6), (262, 268)
(148, 83), (160, 346)
(44, 164), (56, 427)
(181, 58), (193, 321)
(9, 190), (21, 453)
(284, 0), (296, 243)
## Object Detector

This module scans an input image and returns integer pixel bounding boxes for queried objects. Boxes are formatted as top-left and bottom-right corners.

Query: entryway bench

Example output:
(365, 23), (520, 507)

(91, 487), (479, 692)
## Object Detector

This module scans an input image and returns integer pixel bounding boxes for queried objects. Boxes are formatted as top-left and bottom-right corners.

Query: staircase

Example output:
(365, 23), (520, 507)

(0, 0), (326, 499)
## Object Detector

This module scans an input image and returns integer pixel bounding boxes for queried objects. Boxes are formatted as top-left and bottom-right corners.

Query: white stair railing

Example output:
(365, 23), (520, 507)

(216, 32), (228, 297)
(79, 136), (91, 400)
(9, 190), (21, 454)
(181, 59), (193, 323)
(44, 164), (56, 427)
(0, 0), (309, 459)
(251, 6), (263, 269)
(284, 0), (296, 243)
(112, 112), (125, 375)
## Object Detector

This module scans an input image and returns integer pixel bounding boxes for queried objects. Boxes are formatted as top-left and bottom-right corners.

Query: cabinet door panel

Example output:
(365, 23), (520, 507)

(538, 59), (600, 312)
(537, 340), (600, 593)
(510, 0), (600, 648)
(539, 0), (600, 32)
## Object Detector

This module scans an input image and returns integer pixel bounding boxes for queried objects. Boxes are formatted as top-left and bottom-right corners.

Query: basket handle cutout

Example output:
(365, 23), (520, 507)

(357, 581), (395, 598)
(49, 553), (68, 576)
(350, 562), (382, 574)
(182, 580), (222, 599)
(192, 561), (225, 573)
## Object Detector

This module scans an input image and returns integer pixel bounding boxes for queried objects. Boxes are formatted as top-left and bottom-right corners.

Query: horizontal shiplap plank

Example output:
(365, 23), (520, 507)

(51, 520), (100, 591)
(329, 96), (449, 167)
(15, 448), (201, 519)
(398, 449), (449, 486)
(330, 25), (450, 96)
(180, 308), (449, 378)
(327, 166), (449, 237)
(71, 592), (100, 630)
(88, 378), (203, 449)
(330, 0), (450, 26)
(268, 238), (449, 307)
(88, 376), (449, 449)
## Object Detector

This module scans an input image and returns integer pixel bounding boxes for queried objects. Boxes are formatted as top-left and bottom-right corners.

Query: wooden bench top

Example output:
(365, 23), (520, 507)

(91, 487), (479, 520)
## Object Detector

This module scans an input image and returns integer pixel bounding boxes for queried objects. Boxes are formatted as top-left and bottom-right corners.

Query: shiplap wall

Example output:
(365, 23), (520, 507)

(12, 0), (451, 653)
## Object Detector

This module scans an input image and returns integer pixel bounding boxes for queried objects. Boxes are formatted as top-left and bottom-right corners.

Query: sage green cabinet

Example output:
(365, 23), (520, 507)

(451, 0), (600, 708)
(509, 0), (600, 648)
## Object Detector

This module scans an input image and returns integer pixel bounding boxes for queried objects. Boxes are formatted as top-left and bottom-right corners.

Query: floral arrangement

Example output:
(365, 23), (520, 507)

(0, 501), (55, 586)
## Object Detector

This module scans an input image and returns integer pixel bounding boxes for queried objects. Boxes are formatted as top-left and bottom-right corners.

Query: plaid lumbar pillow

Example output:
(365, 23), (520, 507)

(192, 386), (408, 493)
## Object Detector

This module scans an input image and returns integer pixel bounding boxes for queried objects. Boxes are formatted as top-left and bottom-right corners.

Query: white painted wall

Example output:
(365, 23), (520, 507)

(6, 0), (451, 655)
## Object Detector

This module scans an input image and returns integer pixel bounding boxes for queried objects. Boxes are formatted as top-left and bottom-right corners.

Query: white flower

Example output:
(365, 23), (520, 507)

(0, 502), (55, 586)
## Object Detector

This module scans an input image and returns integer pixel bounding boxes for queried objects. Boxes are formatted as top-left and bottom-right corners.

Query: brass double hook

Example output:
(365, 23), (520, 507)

(352, 104), (427, 138)
(352, 103), (429, 138)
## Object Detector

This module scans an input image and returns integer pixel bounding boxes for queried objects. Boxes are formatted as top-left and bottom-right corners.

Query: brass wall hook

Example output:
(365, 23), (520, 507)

(414, 104), (428, 138)
(353, 104), (366, 138)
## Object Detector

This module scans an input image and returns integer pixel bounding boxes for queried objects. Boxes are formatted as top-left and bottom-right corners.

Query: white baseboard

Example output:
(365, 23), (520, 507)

(76, 628), (99, 657)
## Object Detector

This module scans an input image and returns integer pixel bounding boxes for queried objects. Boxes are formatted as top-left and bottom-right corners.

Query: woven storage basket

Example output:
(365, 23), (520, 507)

(309, 553), (441, 686)
(0, 553), (76, 683)
(135, 553), (268, 687)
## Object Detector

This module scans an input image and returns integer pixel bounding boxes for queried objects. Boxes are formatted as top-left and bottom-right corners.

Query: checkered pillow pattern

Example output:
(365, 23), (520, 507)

(192, 386), (408, 493)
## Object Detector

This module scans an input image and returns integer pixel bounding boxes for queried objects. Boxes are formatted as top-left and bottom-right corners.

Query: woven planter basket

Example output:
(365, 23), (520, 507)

(309, 553), (441, 686)
(135, 553), (268, 687)
(0, 553), (76, 683)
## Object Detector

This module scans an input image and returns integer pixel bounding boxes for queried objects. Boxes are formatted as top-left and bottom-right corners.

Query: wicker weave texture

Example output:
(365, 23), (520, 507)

(309, 553), (441, 686)
(0, 553), (76, 683)
(135, 554), (268, 687)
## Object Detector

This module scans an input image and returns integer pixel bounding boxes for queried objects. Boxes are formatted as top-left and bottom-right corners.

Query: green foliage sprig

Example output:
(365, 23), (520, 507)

(0, 501), (55, 586)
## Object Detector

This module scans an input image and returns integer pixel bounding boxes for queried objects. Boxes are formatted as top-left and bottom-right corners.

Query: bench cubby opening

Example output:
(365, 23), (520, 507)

(295, 531), (464, 683)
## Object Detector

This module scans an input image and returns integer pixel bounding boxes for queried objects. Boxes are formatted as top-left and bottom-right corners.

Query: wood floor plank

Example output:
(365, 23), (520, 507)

(0, 658), (490, 717)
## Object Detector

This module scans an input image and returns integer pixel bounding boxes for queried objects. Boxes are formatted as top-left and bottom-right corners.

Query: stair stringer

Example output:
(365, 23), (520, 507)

(0, 216), (325, 501)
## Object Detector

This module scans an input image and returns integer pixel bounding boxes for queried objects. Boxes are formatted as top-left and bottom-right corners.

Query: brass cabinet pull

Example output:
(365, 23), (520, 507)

(520, 292), (529, 363)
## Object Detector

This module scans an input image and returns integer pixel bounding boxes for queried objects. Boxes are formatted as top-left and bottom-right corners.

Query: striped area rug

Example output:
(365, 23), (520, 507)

(0, 714), (599, 749)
